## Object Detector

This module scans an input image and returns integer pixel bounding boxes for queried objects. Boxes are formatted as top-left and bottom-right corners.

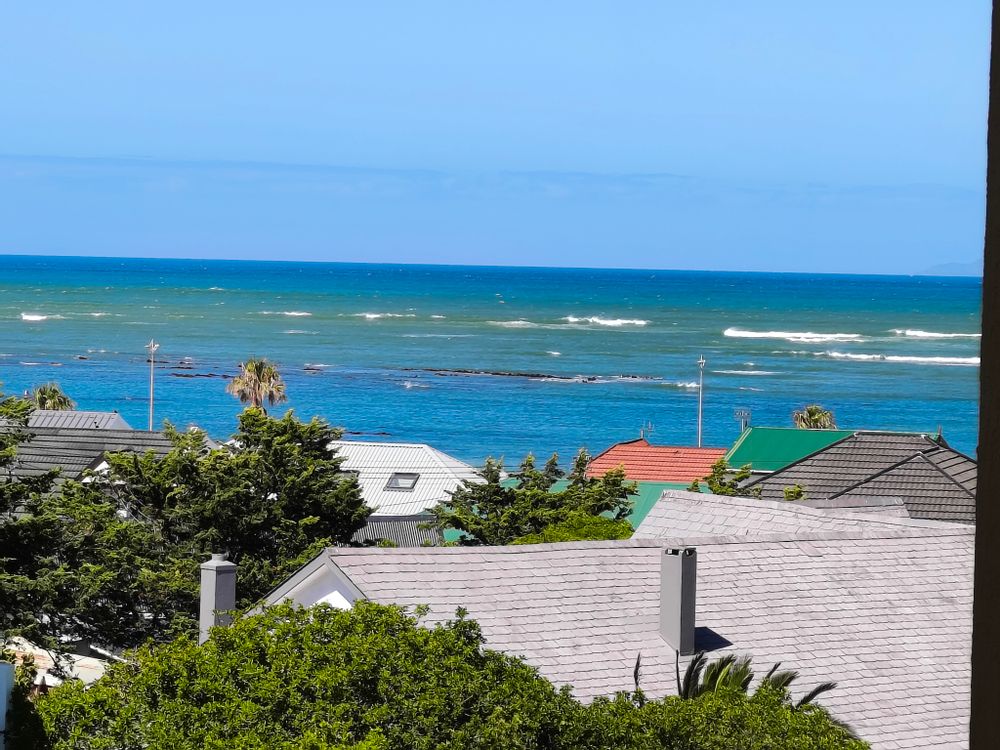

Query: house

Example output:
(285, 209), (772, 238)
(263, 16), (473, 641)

(743, 430), (976, 524)
(724, 426), (855, 474)
(263, 489), (972, 749)
(27, 409), (132, 431)
(587, 437), (726, 482)
(329, 440), (477, 547)
(2, 425), (176, 489)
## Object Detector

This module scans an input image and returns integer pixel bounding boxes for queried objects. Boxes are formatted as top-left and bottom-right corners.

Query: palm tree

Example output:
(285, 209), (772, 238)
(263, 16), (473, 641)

(676, 651), (838, 708)
(792, 404), (837, 429)
(226, 357), (288, 413)
(31, 383), (76, 410)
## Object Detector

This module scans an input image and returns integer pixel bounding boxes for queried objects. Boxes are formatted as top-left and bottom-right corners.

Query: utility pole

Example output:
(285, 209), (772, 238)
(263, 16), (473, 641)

(146, 339), (159, 431)
(697, 355), (706, 447)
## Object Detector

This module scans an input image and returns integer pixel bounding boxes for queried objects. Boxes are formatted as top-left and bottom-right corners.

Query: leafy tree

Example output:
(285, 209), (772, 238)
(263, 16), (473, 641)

(793, 404), (837, 429)
(226, 356), (288, 412)
(32, 603), (868, 750)
(36, 602), (583, 750)
(784, 484), (806, 501)
(431, 450), (636, 545)
(30, 383), (75, 411)
(512, 511), (634, 544)
(688, 459), (760, 498)
(3, 407), (369, 652)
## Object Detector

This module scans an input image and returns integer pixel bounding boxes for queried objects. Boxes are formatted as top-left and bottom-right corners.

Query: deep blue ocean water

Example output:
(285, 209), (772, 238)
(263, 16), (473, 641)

(0, 255), (982, 463)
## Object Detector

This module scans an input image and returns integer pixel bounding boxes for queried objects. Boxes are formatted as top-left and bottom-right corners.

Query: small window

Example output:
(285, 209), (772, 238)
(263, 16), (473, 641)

(385, 472), (420, 491)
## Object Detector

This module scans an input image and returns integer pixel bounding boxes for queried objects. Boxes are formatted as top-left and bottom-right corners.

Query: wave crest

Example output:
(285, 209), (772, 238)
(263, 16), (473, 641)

(891, 328), (981, 339)
(564, 316), (649, 327)
(820, 351), (980, 366)
(724, 327), (862, 343)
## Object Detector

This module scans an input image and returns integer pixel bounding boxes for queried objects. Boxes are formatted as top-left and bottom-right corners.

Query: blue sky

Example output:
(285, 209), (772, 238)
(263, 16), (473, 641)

(0, 2), (990, 273)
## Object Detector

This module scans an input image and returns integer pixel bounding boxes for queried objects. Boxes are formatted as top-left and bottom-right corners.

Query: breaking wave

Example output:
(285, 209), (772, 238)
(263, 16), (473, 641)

(891, 329), (981, 339)
(724, 327), (863, 343)
(20, 313), (64, 321)
(352, 312), (417, 320)
(283, 329), (318, 335)
(820, 351), (980, 366)
(490, 320), (539, 328)
(563, 316), (649, 327)
(713, 369), (780, 376)
(260, 310), (312, 317)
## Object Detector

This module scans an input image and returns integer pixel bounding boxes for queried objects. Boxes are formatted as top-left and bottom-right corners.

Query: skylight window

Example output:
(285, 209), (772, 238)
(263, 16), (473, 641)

(385, 472), (420, 491)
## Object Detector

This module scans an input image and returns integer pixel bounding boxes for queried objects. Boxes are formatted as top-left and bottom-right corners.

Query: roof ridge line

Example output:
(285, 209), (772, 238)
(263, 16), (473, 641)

(744, 430), (861, 487)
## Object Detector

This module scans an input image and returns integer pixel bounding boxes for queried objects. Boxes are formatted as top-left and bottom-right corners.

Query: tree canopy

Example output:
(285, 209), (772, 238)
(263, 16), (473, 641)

(430, 450), (637, 545)
(792, 404), (837, 429)
(226, 357), (288, 412)
(688, 459), (760, 498)
(28, 602), (869, 750)
(1, 406), (368, 652)
(29, 383), (75, 411)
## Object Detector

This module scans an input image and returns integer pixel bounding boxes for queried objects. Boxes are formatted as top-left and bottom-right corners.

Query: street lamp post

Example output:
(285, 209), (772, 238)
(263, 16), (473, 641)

(697, 355), (706, 448)
(146, 339), (159, 431)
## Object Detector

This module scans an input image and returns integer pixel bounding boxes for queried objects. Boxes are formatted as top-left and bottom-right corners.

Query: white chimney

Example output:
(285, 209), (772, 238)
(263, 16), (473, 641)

(199, 553), (237, 644)
(660, 547), (697, 655)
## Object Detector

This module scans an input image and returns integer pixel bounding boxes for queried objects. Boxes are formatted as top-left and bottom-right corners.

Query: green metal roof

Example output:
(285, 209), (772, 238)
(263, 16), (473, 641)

(725, 427), (854, 473)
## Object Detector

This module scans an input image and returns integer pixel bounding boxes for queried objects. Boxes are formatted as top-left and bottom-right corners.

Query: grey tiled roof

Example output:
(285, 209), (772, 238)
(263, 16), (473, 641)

(350, 515), (443, 547)
(632, 490), (940, 540)
(745, 431), (976, 523)
(3, 426), (175, 487)
(301, 522), (973, 750)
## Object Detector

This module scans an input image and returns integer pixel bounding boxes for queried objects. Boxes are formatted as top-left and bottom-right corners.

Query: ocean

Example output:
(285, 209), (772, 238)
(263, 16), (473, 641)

(0, 255), (982, 463)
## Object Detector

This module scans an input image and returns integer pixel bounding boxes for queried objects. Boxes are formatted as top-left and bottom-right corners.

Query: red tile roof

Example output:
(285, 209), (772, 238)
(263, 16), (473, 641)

(586, 438), (726, 483)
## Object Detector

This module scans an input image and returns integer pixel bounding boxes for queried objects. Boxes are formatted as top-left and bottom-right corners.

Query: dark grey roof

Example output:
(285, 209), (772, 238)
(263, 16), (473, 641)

(745, 431), (976, 523)
(350, 515), (443, 547)
(27, 410), (132, 430)
(3, 426), (175, 487)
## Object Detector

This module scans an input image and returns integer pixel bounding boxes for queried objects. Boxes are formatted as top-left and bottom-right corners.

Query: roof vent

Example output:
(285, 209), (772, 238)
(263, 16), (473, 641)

(660, 547), (697, 655)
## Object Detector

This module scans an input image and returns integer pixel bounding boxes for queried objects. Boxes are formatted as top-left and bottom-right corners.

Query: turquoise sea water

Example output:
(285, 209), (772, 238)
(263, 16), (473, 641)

(0, 255), (982, 463)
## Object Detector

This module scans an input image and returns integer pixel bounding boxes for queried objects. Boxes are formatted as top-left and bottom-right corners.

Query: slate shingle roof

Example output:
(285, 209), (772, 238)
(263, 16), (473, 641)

(586, 438), (726, 482)
(330, 440), (480, 517)
(4, 426), (175, 488)
(283, 518), (973, 750)
(745, 431), (976, 524)
(631, 490), (948, 539)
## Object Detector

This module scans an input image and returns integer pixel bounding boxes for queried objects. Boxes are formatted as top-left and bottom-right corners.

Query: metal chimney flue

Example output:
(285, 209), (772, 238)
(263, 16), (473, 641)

(660, 547), (697, 655)
(199, 553), (237, 644)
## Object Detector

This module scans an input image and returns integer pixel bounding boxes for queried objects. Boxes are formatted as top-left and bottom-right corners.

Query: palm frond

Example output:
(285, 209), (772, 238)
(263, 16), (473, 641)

(679, 651), (707, 699)
(795, 681), (837, 708)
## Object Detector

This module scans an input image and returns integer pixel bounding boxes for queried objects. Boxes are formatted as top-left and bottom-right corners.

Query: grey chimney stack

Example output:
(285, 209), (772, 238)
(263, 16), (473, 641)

(660, 547), (697, 655)
(199, 553), (237, 644)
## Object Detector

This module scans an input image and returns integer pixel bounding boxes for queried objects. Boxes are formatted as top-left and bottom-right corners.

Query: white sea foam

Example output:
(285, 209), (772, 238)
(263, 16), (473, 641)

(430, 314), (447, 319)
(208, 286), (225, 291)
(713, 369), (780, 376)
(546, 351), (562, 357)
(563, 316), (649, 327)
(260, 310), (312, 317)
(820, 351), (980, 366)
(87, 312), (112, 317)
(890, 328), (981, 339)
(402, 333), (475, 338)
(724, 327), (863, 343)
(283, 329), (318, 335)
(20, 313), (64, 321)
(663, 381), (700, 389)
(402, 381), (430, 389)
(304, 363), (333, 368)
(352, 312), (417, 320)
(490, 320), (539, 328)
